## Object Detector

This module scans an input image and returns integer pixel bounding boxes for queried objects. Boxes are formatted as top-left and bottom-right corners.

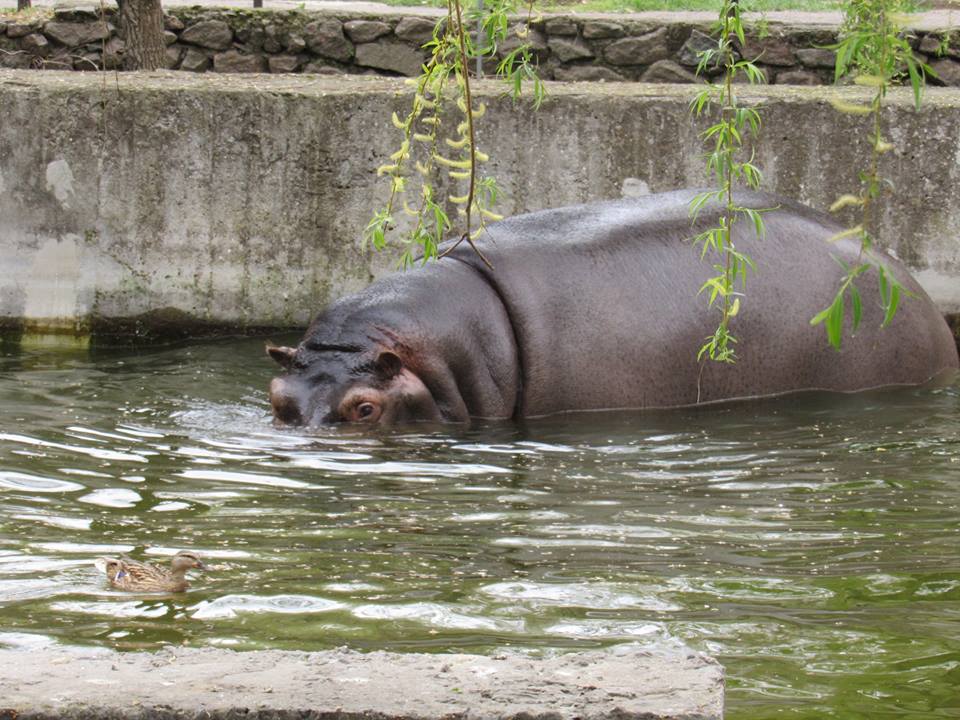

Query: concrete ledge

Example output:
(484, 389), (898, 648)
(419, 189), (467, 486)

(1, 71), (959, 341)
(0, 645), (723, 720)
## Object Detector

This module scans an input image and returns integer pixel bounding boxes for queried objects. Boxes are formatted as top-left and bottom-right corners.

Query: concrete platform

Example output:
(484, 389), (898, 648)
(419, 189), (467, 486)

(0, 644), (723, 720)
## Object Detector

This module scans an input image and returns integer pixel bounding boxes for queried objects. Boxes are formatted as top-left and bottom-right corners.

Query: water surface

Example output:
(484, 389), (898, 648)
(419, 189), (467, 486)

(0, 337), (958, 719)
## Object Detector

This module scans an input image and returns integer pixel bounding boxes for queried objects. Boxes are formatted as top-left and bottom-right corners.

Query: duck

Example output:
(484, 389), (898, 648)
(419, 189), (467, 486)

(99, 550), (206, 593)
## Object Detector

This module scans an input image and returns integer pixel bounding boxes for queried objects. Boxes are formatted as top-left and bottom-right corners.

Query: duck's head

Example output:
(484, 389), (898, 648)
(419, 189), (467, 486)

(171, 551), (206, 572)
(99, 557), (125, 581)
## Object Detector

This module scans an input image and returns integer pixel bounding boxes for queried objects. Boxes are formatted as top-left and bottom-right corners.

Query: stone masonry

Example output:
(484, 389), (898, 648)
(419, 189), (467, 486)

(4, 4), (960, 85)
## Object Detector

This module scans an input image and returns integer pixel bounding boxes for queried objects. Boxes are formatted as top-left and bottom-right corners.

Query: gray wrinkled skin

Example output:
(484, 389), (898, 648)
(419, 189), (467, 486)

(268, 189), (959, 427)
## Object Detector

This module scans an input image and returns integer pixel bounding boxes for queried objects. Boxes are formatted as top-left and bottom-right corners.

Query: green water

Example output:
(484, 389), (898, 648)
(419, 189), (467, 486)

(1, 337), (958, 719)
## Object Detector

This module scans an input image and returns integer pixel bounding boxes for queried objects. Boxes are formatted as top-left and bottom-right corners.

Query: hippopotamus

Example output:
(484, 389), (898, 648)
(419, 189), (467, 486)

(267, 189), (959, 426)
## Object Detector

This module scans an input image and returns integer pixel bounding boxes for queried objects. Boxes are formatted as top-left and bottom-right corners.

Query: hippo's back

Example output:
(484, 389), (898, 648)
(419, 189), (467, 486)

(448, 189), (958, 416)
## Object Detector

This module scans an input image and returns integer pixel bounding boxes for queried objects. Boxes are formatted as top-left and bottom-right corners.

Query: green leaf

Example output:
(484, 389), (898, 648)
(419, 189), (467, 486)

(696, 48), (717, 75)
(850, 283), (862, 333)
(827, 292), (844, 350)
(905, 57), (924, 110)
(810, 305), (832, 327)
(811, 292), (844, 351)
(742, 162), (763, 190)
(850, 262), (870, 279)
(691, 88), (712, 115)
(878, 264), (890, 307)
(742, 107), (762, 134)
(532, 77), (546, 109)
(697, 340), (712, 362)
(741, 208), (764, 239)
(689, 191), (720, 219)
(699, 276), (727, 302)
(702, 123), (726, 140)
(882, 277), (901, 327)
(745, 63), (766, 86)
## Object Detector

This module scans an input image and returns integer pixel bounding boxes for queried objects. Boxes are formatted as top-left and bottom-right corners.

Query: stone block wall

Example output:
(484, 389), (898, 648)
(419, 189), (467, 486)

(4, 5), (960, 85)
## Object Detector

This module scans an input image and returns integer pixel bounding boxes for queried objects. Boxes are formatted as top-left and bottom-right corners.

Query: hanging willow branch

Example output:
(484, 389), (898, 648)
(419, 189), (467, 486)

(689, 0), (767, 366)
(813, 0), (931, 349)
(364, 0), (544, 269)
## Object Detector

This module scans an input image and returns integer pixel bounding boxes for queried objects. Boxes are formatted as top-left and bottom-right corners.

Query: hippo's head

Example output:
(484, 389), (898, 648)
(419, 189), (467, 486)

(266, 343), (444, 427)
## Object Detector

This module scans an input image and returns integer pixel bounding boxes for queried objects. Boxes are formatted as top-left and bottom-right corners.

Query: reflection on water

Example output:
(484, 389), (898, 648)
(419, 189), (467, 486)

(1, 337), (959, 719)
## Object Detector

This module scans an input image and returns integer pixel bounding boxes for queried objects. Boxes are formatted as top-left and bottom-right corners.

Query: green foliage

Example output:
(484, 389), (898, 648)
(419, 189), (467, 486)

(474, 0), (547, 108)
(689, 0), (768, 365)
(813, 0), (929, 349)
(365, 0), (543, 268)
(375, 0), (865, 11)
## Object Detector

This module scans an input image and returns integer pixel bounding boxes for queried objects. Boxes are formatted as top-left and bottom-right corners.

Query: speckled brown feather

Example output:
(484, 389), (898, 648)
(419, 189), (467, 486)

(100, 551), (205, 593)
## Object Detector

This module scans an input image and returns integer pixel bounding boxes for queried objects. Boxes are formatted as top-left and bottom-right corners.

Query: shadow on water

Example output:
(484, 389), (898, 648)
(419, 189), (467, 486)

(0, 337), (958, 718)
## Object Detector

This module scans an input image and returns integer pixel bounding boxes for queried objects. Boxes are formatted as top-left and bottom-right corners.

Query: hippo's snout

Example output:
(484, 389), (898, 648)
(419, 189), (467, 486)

(269, 377), (306, 426)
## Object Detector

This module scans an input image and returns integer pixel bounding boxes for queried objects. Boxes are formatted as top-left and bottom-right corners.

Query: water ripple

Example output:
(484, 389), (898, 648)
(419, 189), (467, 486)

(478, 581), (682, 612)
(191, 594), (344, 619)
(352, 602), (521, 632)
(78, 489), (142, 508)
(1, 340), (957, 720)
(0, 433), (148, 463)
(0, 471), (85, 494)
(177, 469), (323, 490)
(285, 456), (511, 477)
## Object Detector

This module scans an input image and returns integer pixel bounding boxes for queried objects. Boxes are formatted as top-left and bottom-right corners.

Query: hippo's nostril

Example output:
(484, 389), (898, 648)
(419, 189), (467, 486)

(269, 377), (287, 399)
(269, 377), (305, 426)
(273, 399), (304, 426)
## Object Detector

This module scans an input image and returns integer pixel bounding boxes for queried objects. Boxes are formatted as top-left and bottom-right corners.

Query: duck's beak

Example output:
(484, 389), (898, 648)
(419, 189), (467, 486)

(195, 560), (207, 570)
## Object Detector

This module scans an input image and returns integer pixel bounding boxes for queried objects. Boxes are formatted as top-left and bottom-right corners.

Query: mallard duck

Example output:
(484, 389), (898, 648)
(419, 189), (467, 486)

(99, 551), (206, 593)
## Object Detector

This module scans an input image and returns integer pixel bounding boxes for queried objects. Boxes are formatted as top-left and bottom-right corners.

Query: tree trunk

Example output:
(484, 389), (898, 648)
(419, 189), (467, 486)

(16, 0), (31, 11)
(116, 0), (166, 71)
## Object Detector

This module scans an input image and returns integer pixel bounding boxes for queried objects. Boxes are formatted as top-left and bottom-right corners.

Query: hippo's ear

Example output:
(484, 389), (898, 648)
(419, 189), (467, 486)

(266, 343), (297, 369)
(373, 350), (403, 380)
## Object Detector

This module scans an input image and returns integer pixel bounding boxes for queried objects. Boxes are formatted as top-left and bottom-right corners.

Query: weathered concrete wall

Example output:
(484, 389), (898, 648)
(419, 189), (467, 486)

(1, 70), (959, 340)
(0, 644), (724, 720)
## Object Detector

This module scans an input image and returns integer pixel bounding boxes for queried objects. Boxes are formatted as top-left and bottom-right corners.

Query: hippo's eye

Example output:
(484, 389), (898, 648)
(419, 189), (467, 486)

(342, 398), (382, 423)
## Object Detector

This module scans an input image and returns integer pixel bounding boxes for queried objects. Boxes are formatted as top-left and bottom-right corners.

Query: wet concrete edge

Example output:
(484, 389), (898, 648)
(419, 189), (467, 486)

(0, 644), (724, 720)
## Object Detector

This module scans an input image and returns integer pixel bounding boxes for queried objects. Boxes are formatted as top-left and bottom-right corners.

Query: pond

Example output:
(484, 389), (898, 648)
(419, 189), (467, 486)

(0, 336), (958, 719)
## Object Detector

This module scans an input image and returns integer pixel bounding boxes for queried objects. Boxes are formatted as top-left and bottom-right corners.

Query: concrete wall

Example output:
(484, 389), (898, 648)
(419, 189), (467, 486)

(1, 70), (959, 341)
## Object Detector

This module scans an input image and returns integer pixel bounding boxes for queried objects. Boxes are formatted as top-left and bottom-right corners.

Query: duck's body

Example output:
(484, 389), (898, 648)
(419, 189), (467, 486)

(100, 551), (205, 593)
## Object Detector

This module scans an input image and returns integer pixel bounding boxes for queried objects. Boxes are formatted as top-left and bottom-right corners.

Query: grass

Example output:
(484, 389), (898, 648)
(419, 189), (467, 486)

(377, 0), (930, 11)
(543, 0), (847, 10)
(0, 7), (52, 18)
(0, 0), (938, 16)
